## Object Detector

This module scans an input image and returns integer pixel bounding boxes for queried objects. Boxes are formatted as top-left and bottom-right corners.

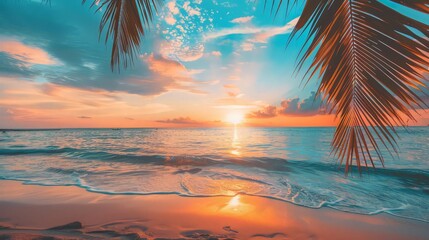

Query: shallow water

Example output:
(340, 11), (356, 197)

(0, 127), (428, 222)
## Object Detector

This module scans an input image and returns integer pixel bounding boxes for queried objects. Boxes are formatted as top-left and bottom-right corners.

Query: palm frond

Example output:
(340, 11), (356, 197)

(390, 0), (429, 13)
(271, 0), (429, 173)
(84, 0), (161, 71)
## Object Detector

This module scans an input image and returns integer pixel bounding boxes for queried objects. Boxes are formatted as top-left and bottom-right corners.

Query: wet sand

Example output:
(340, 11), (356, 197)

(0, 180), (427, 239)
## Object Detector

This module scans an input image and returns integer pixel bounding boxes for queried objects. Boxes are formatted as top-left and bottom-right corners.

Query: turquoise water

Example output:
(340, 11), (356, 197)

(0, 127), (428, 222)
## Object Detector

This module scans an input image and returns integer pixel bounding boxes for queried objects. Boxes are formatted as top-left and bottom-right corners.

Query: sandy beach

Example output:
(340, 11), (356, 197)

(0, 180), (427, 239)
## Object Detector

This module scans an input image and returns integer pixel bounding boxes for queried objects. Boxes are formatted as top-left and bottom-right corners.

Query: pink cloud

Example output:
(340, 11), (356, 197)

(231, 16), (254, 24)
(227, 91), (243, 98)
(223, 84), (238, 89)
(165, 14), (177, 25)
(247, 105), (278, 118)
(211, 51), (222, 57)
(0, 40), (57, 65)
(139, 54), (208, 94)
(246, 92), (327, 119)
(146, 54), (187, 77)
(167, 0), (179, 15)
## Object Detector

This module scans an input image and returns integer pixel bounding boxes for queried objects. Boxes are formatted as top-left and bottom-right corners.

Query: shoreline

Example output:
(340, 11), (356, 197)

(0, 180), (427, 239)
(3, 177), (428, 224)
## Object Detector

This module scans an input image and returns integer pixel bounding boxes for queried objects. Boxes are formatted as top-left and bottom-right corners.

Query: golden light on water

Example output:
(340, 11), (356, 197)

(230, 125), (241, 156)
(220, 194), (254, 214)
(228, 195), (241, 208)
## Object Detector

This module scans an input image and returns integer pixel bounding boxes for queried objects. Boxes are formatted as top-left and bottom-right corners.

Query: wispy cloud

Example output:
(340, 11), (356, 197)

(241, 42), (255, 51)
(250, 17), (299, 43)
(231, 16), (254, 24)
(204, 17), (299, 41)
(0, 40), (58, 65)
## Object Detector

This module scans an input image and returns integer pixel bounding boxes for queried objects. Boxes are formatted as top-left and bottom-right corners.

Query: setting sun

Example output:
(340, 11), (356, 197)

(226, 113), (244, 125)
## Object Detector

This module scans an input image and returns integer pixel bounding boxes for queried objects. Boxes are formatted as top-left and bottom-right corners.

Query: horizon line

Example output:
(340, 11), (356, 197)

(1, 126), (428, 131)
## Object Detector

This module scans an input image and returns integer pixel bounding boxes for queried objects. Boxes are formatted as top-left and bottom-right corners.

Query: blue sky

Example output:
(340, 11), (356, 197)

(0, 0), (427, 128)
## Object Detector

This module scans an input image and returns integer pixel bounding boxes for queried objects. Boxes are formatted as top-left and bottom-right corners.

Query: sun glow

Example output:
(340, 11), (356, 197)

(228, 195), (241, 208)
(226, 113), (244, 125)
(221, 194), (254, 214)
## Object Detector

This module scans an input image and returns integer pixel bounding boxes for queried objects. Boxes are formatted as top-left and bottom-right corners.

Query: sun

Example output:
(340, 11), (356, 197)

(228, 195), (241, 208)
(226, 112), (244, 125)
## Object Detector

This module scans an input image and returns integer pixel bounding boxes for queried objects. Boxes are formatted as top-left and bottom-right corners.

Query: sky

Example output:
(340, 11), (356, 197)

(0, 0), (428, 128)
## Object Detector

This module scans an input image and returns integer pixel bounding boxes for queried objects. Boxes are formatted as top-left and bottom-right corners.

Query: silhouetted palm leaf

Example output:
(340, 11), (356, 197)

(83, 0), (161, 71)
(390, 0), (429, 13)
(271, 0), (429, 173)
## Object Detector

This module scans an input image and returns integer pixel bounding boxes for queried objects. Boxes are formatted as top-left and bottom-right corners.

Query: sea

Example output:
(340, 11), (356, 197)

(0, 127), (428, 222)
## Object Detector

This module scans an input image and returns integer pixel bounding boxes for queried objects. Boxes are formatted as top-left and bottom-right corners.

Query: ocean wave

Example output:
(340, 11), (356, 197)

(0, 147), (76, 155)
(1, 127), (428, 223)
(1, 153), (428, 222)
(1, 146), (428, 185)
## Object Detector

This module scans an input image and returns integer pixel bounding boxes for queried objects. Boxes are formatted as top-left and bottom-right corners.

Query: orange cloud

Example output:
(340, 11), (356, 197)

(0, 40), (57, 65)
(140, 54), (207, 94)
(247, 105), (277, 118)
(227, 91), (243, 98)
(0, 77), (171, 128)
(223, 84), (238, 89)
(247, 92), (327, 119)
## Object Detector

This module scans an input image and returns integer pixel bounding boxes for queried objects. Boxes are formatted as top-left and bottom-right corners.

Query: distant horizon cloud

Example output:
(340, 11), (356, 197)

(279, 91), (327, 116)
(246, 105), (277, 118)
(156, 116), (200, 124)
(247, 91), (327, 118)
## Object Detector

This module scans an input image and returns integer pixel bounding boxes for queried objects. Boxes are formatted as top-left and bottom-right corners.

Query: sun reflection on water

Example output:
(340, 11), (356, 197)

(219, 194), (255, 214)
(228, 195), (240, 208)
(230, 126), (241, 156)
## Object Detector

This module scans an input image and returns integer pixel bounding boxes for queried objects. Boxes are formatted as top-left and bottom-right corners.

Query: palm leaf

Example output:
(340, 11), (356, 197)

(83, 0), (161, 71)
(390, 0), (429, 13)
(271, 0), (429, 173)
